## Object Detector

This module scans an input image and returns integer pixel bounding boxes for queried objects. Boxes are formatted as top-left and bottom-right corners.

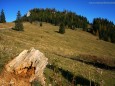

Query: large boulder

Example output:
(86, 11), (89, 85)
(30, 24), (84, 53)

(5, 47), (48, 86)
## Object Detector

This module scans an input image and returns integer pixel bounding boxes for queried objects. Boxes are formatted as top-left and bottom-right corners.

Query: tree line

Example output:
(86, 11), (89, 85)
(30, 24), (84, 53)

(92, 18), (115, 43)
(22, 8), (89, 30)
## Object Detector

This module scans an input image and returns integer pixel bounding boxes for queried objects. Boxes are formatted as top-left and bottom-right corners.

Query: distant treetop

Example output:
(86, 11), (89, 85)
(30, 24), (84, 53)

(0, 9), (6, 23)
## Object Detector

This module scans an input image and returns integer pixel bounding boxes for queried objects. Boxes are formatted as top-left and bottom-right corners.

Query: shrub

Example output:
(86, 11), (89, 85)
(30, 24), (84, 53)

(59, 23), (65, 34)
(14, 11), (24, 31)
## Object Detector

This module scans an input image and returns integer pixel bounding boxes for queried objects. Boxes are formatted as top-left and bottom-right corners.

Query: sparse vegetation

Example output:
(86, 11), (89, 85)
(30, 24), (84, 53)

(0, 22), (115, 86)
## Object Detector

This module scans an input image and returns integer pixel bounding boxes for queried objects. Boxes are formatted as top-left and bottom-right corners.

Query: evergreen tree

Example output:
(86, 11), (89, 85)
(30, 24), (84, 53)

(59, 23), (65, 34)
(14, 11), (24, 31)
(0, 9), (6, 23)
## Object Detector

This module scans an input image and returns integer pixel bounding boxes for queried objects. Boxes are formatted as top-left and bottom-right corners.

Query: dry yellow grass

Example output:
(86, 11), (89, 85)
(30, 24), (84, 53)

(0, 22), (115, 86)
(0, 23), (14, 29)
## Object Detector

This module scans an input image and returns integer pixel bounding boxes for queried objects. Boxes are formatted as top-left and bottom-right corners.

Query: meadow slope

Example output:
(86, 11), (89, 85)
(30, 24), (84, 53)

(0, 22), (115, 86)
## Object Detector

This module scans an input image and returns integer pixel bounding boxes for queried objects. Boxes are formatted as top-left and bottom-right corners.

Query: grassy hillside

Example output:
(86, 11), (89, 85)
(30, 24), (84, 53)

(0, 23), (14, 29)
(0, 22), (115, 86)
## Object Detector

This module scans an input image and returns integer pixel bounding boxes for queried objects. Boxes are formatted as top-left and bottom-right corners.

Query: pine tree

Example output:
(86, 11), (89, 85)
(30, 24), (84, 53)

(0, 9), (6, 23)
(14, 11), (24, 31)
(59, 23), (65, 34)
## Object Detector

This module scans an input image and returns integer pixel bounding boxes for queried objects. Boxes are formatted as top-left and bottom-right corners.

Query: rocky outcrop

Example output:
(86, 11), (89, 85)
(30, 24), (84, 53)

(4, 47), (48, 86)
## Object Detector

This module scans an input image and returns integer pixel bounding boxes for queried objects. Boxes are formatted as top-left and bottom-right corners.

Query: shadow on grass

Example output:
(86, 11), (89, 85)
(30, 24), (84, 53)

(54, 31), (59, 33)
(70, 57), (115, 71)
(53, 52), (115, 70)
(0, 64), (4, 73)
(47, 64), (99, 86)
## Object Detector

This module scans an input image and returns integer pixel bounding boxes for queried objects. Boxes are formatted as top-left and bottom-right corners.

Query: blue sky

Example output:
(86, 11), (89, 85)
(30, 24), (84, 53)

(0, 0), (115, 23)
